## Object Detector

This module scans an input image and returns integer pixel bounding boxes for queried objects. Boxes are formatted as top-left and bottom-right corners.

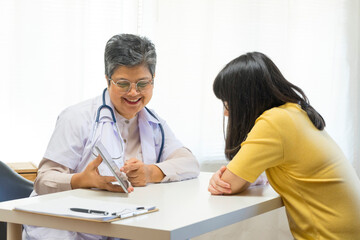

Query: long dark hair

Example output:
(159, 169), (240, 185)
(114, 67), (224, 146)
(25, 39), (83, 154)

(213, 52), (325, 160)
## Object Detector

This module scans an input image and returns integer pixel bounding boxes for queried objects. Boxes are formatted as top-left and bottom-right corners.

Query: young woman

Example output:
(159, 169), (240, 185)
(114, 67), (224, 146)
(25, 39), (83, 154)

(208, 52), (360, 239)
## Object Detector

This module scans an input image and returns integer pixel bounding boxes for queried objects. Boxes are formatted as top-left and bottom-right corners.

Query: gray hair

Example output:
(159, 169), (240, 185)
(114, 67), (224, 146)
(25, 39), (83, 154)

(104, 34), (157, 79)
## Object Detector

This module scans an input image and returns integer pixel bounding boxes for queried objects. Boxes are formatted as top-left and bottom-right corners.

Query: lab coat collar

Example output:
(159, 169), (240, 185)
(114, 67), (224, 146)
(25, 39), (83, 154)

(138, 108), (161, 165)
(138, 107), (161, 125)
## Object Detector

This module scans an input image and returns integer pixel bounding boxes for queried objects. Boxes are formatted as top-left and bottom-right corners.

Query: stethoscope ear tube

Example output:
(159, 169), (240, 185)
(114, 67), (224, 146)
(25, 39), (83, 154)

(96, 104), (117, 123)
(97, 88), (117, 123)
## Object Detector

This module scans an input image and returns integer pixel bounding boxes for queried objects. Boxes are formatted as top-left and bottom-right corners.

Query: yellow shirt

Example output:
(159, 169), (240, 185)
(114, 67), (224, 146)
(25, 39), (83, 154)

(227, 103), (360, 240)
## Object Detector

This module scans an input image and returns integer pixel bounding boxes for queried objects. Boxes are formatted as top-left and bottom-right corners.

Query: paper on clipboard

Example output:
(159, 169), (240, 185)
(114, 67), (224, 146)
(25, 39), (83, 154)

(14, 196), (158, 222)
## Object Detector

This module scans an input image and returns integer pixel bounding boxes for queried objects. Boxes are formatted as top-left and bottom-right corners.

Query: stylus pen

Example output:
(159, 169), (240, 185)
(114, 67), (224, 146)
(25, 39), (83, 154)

(70, 208), (109, 215)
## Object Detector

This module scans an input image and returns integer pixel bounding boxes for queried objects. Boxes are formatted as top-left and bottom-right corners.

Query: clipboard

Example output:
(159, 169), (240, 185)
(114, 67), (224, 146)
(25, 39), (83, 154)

(14, 196), (158, 222)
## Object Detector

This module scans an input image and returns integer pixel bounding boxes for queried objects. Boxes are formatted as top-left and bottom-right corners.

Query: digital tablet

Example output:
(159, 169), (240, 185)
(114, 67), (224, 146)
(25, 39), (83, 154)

(94, 141), (129, 193)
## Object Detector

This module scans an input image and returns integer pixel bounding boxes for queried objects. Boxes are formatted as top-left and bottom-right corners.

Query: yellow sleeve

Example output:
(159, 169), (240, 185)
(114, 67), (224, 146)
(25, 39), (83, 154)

(227, 117), (284, 183)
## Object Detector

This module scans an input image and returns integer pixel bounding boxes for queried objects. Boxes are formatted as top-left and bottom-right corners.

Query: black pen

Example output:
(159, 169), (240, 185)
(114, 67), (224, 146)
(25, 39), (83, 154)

(70, 208), (109, 215)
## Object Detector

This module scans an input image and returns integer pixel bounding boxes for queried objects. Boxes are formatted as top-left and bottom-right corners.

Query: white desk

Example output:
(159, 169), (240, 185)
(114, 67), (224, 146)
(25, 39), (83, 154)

(0, 172), (283, 240)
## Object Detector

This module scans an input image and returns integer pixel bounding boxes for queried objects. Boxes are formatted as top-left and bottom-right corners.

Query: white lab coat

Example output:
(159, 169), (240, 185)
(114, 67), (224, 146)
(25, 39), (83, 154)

(44, 91), (186, 177)
(23, 91), (199, 240)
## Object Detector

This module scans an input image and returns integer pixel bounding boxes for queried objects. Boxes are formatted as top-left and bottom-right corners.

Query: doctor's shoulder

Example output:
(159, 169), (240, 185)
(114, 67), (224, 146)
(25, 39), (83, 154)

(55, 96), (99, 129)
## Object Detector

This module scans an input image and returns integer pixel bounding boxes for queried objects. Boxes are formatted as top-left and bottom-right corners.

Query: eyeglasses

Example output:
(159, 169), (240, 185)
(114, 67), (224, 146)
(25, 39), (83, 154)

(110, 79), (153, 93)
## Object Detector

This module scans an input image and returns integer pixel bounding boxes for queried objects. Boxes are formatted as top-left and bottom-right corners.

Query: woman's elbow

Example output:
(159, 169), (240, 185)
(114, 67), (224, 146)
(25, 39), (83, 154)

(230, 181), (251, 194)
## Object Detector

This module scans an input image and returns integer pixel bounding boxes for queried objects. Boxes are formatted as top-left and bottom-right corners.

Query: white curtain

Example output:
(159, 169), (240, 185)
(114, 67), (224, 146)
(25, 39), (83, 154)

(0, 0), (139, 163)
(144, 0), (360, 176)
(0, 0), (359, 175)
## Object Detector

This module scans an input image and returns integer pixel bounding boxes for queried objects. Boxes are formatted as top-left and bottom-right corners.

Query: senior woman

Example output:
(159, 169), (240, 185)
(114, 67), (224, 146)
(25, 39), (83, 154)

(23, 34), (199, 240)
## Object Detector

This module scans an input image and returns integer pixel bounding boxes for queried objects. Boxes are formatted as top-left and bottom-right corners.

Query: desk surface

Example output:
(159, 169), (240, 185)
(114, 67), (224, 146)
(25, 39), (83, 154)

(0, 172), (283, 240)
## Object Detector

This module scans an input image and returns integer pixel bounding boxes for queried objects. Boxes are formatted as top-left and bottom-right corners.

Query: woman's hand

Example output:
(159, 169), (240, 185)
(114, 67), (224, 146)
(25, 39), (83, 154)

(121, 158), (165, 186)
(208, 166), (232, 195)
(71, 155), (134, 193)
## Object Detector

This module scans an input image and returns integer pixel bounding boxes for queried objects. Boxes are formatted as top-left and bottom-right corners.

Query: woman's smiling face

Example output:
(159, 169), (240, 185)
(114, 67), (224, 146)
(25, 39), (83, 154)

(107, 64), (154, 119)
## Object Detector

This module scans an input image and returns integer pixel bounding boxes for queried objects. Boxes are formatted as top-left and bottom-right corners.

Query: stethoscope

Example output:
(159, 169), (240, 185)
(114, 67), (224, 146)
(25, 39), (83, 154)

(93, 88), (164, 163)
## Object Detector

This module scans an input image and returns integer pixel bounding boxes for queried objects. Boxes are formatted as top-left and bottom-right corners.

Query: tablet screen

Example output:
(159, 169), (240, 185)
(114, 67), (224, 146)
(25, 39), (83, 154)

(94, 141), (129, 193)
